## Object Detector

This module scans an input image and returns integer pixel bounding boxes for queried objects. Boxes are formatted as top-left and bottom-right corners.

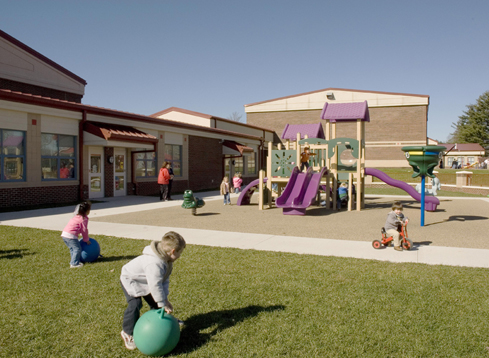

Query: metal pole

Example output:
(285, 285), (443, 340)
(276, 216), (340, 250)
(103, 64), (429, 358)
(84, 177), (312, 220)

(420, 175), (425, 226)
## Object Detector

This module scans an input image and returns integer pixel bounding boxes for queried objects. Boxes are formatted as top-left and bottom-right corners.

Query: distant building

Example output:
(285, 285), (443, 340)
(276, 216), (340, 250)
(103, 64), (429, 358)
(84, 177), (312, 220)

(437, 142), (485, 168)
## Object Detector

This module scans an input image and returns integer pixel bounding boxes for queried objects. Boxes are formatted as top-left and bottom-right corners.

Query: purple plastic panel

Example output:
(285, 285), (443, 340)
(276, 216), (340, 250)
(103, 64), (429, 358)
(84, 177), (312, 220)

(320, 101), (370, 123)
(276, 166), (329, 215)
(236, 177), (268, 206)
(364, 167), (439, 211)
(281, 123), (325, 140)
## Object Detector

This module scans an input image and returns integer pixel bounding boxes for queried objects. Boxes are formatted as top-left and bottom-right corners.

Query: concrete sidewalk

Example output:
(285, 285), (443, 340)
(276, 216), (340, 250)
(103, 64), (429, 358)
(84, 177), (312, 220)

(1, 192), (488, 269)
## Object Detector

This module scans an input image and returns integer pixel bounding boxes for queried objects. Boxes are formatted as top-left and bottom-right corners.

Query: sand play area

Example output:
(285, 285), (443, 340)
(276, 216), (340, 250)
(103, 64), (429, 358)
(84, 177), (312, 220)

(91, 195), (489, 250)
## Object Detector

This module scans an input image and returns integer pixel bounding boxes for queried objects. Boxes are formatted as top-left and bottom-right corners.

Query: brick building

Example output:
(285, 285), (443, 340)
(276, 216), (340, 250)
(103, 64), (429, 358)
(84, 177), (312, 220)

(0, 29), (273, 209)
(245, 88), (430, 167)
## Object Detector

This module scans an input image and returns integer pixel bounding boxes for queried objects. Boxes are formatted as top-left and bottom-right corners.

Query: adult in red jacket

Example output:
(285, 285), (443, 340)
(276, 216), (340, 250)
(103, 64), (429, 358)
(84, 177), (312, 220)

(158, 161), (171, 201)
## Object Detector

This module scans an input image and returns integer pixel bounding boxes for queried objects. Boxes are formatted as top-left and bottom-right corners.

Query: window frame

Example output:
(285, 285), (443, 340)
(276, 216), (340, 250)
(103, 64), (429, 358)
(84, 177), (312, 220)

(134, 150), (157, 178)
(1, 129), (26, 182)
(41, 133), (77, 181)
(246, 152), (256, 175)
(164, 144), (183, 178)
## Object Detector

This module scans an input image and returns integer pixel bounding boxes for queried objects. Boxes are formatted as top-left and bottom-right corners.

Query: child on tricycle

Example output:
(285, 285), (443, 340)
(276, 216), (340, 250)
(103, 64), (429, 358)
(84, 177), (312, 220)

(372, 201), (413, 251)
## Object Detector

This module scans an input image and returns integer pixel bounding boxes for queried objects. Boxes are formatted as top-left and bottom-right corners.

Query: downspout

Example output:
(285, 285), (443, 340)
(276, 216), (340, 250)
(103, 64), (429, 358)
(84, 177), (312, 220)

(78, 110), (87, 200)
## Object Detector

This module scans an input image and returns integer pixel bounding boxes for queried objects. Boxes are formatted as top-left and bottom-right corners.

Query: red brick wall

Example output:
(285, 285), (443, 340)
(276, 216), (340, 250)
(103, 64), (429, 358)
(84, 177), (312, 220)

(0, 185), (79, 209)
(0, 77), (83, 103)
(188, 136), (222, 191)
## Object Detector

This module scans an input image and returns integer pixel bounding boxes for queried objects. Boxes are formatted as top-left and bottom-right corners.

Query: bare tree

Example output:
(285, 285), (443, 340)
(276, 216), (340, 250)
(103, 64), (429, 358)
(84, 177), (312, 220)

(227, 111), (243, 123)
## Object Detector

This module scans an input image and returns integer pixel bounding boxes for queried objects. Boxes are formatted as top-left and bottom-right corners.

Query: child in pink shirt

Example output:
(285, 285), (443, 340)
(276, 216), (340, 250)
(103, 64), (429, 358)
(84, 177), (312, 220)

(61, 201), (92, 268)
(232, 172), (243, 194)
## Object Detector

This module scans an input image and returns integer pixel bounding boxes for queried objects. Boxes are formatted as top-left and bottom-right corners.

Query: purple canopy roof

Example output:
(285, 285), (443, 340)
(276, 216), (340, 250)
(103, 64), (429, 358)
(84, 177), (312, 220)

(320, 101), (370, 123)
(281, 123), (325, 140)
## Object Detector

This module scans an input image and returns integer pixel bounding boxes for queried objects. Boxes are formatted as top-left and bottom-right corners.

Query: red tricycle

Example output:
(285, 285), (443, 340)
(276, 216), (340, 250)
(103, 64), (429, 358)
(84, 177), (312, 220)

(372, 223), (413, 250)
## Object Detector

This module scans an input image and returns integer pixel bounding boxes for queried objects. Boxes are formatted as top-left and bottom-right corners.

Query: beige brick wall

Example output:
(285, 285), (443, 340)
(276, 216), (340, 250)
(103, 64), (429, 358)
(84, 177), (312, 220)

(247, 105), (427, 166)
(247, 106), (427, 144)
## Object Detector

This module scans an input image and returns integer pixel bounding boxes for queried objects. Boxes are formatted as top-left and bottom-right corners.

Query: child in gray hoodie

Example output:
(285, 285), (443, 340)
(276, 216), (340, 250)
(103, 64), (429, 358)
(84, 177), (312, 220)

(120, 231), (186, 350)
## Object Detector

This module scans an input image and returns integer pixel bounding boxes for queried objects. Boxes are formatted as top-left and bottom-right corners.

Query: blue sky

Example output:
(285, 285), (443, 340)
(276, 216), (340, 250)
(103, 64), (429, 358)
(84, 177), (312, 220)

(1, 0), (488, 141)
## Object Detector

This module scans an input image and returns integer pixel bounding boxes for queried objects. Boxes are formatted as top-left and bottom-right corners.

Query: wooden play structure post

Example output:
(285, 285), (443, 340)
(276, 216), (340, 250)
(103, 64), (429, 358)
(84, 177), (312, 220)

(258, 169), (265, 211)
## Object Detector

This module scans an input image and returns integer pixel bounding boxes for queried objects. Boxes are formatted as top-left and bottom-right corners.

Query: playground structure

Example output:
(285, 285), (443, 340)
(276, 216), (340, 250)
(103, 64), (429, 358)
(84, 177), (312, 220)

(237, 101), (446, 217)
(238, 101), (369, 214)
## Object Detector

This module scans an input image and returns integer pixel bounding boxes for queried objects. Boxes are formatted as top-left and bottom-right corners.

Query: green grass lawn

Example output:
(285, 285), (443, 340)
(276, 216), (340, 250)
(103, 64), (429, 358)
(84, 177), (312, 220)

(1, 226), (489, 357)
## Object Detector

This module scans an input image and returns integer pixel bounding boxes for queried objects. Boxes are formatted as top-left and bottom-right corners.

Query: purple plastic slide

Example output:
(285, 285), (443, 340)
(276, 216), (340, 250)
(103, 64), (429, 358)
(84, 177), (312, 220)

(275, 166), (329, 215)
(364, 167), (439, 211)
(236, 177), (268, 206)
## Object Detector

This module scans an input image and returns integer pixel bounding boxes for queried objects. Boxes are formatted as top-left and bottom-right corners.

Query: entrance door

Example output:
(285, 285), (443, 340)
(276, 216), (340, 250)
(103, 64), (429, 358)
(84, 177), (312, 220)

(114, 148), (126, 196)
(88, 147), (104, 199)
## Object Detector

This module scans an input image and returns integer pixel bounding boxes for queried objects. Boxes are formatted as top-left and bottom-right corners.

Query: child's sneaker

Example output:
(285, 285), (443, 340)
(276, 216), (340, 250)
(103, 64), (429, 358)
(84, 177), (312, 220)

(121, 330), (136, 350)
(70, 263), (84, 268)
(394, 246), (403, 251)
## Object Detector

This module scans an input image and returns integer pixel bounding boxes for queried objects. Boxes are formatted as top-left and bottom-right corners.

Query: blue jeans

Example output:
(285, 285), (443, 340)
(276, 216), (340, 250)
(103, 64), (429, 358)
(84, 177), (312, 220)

(62, 237), (82, 266)
(223, 193), (230, 204)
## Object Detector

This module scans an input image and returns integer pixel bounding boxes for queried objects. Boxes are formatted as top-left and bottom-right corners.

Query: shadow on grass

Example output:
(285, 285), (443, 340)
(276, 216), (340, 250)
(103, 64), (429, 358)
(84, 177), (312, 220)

(170, 304), (285, 355)
(96, 255), (138, 263)
(0, 248), (34, 259)
(424, 215), (488, 226)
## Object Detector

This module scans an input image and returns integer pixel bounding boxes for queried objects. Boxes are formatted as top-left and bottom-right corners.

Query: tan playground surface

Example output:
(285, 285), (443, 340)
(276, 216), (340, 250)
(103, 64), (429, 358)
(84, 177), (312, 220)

(91, 196), (489, 250)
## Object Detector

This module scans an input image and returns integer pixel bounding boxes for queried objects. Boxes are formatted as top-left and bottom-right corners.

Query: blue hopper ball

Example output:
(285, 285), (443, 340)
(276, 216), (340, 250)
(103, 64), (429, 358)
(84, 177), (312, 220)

(79, 238), (100, 263)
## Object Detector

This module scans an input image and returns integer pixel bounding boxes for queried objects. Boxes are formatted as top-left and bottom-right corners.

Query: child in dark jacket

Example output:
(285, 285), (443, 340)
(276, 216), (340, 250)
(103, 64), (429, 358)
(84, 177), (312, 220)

(384, 201), (409, 251)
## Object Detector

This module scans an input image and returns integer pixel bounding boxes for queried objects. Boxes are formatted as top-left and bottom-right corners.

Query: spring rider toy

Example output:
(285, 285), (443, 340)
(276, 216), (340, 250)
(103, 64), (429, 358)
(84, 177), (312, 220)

(401, 145), (445, 226)
(133, 308), (180, 356)
(181, 190), (205, 215)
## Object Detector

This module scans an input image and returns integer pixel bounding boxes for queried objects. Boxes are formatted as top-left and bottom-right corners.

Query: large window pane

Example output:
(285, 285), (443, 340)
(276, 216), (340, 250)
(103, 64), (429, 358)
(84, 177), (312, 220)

(147, 160), (156, 177)
(234, 157), (243, 174)
(41, 133), (76, 180)
(59, 135), (75, 157)
(3, 130), (25, 155)
(164, 144), (182, 177)
(42, 158), (58, 179)
(134, 150), (156, 178)
(41, 134), (58, 156)
(247, 153), (256, 174)
(1, 129), (26, 181)
(4, 157), (24, 180)
(135, 159), (147, 177)
(173, 161), (181, 176)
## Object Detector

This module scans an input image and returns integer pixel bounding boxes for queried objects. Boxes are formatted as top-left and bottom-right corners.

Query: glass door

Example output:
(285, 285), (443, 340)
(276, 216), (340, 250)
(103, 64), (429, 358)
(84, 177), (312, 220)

(114, 148), (126, 196)
(88, 147), (104, 199)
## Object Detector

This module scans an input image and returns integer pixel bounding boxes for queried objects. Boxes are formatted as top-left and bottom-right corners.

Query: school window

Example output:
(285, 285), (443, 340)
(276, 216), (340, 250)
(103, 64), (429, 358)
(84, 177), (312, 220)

(234, 157), (243, 174)
(246, 153), (256, 174)
(135, 151), (156, 177)
(164, 144), (182, 177)
(41, 134), (76, 180)
(468, 157), (475, 165)
(1, 129), (26, 181)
